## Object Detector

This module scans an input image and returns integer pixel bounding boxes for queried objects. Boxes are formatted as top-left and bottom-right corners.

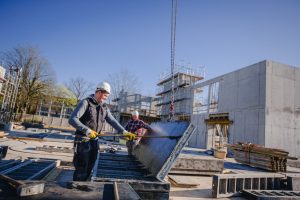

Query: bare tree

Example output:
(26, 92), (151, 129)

(66, 76), (94, 103)
(1, 46), (56, 121)
(107, 69), (141, 101)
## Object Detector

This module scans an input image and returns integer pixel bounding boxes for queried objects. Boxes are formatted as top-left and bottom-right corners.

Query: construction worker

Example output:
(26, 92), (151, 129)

(125, 110), (151, 156)
(69, 81), (136, 181)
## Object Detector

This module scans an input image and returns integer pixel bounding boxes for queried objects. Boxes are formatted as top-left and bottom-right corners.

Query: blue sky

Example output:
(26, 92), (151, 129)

(1, 0), (300, 96)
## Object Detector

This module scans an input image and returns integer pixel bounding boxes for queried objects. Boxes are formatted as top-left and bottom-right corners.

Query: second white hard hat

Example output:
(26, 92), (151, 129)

(96, 82), (111, 94)
(131, 110), (139, 116)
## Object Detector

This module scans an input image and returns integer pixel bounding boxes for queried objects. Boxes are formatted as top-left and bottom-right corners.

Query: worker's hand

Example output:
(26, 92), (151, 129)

(123, 131), (136, 140)
(88, 130), (98, 139)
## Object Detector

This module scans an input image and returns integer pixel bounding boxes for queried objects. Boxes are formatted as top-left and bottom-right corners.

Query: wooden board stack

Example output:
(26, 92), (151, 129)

(227, 142), (297, 172)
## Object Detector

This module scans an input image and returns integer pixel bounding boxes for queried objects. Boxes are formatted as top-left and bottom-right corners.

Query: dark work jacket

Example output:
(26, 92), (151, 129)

(75, 97), (107, 136)
(69, 94), (125, 138)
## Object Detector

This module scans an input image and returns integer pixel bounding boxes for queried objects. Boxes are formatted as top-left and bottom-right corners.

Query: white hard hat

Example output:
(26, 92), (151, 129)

(131, 110), (139, 116)
(96, 82), (111, 94)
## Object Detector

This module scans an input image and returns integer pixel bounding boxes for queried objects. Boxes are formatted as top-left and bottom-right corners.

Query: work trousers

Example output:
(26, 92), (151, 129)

(73, 138), (98, 181)
(126, 140), (135, 156)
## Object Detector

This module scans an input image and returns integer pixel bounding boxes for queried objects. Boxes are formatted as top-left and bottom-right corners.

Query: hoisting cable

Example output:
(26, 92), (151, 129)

(169, 0), (178, 121)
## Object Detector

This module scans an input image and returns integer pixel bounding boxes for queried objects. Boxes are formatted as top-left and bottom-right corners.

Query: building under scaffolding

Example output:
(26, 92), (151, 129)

(0, 65), (21, 123)
(189, 60), (300, 158)
(111, 90), (160, 127)
(156, 65), (204, 121)
(0, 66), (7, 94)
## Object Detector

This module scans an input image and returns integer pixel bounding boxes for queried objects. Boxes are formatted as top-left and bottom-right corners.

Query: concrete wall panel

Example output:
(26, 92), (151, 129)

(267, 125), (298, 157)
(218, 83), (238, 111)
(265, 61), (300, 157)
(271, 61), (295, 80)
(269, 76), (294, 109)
(189, 114), (207, 148)
(230, 111), (245, 143)
(237, 77), (260, 109)
(244, 110), (260, 144)
(295, 84), (300, 112)
(295, 67), (300, 81)
(237, 62), (261, 80)
(258, 125), (265, 146)
(266, 110), (294, 128)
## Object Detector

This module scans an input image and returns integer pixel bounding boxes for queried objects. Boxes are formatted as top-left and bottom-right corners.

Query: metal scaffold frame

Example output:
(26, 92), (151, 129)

(0, 66), (22, 123)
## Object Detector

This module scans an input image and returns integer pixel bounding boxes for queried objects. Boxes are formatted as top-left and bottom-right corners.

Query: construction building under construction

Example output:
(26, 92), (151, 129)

(156, 65), (204, 121)
(188, 60), (300, 158)
(0, 65), (20, 124)
(0, 66), (6, 94)
(111, 90), (160, 126)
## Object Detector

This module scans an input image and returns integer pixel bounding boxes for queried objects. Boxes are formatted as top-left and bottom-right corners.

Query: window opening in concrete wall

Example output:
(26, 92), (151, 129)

(193, 85), (208, 113)
(209, 82), (219, 113)
(193, 81), (220, 114)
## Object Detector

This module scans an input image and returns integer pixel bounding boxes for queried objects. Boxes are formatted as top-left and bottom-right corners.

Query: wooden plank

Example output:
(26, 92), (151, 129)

(167, 175), (199, 187)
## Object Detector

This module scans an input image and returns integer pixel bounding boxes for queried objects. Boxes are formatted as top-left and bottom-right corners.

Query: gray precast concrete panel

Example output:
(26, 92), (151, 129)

(133, 121), (195, 180)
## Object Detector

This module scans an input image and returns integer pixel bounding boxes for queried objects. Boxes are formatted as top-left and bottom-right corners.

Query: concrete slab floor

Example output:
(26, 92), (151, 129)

(0, 137), (74, 162)
(0, 135), (126, 162)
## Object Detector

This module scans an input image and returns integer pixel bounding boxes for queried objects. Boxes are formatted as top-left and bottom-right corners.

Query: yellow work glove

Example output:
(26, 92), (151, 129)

(88, 130), (98, 139)
(123, 131), (136, 141)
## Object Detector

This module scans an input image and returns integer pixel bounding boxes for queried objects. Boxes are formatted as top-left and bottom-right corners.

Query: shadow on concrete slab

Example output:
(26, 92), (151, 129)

(170, 188), (212, 198)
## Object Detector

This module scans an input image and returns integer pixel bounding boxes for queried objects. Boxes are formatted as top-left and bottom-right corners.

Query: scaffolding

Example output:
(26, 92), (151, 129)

(156, 65), (204, 120)
(111, 90), (159, 126)
(192, 81), (220, 114)
(0, 66), (21, 123)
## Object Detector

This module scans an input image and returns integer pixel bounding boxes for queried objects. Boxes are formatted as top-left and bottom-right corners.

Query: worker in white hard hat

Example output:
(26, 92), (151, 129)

(124, 110), (152, 156)
(69, 81), (136, 181)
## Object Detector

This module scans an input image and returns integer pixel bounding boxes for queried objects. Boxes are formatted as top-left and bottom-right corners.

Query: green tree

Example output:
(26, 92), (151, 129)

(53, 84), (77, 107)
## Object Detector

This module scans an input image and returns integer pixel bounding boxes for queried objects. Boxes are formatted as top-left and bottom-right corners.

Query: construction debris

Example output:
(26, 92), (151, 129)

(227, 142), (298, 172)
